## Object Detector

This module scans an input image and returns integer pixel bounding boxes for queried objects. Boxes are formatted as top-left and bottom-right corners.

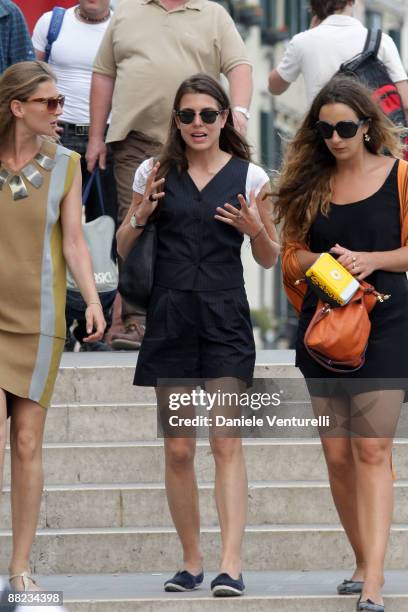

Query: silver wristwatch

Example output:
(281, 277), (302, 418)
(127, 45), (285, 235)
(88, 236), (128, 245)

(130, 213), (146, 229)
(233, 106), (251, 120)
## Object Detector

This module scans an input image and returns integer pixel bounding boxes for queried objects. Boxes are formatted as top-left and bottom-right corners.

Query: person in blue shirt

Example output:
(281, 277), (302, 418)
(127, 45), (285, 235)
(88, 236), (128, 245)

(0, 0), (35, 74)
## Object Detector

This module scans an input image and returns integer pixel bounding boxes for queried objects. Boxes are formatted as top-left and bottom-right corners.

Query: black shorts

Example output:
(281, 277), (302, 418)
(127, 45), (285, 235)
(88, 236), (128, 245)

(134, 285), (255, 387)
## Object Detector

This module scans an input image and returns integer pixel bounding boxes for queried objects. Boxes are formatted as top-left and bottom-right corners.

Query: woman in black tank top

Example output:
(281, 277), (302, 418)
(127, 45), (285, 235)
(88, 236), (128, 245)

(117, 75), (280, 597)
(276, 75), (408, 612)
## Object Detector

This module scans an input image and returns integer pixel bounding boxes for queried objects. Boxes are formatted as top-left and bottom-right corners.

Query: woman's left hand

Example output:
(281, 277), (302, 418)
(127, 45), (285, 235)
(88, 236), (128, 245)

(330, 244), (378, 281)
(215, 190), (264, 239)
(82, 303), (107, 343)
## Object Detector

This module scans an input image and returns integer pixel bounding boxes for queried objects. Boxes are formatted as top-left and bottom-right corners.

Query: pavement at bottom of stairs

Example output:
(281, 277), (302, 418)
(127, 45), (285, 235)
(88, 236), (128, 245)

(2, 570), (407, 601)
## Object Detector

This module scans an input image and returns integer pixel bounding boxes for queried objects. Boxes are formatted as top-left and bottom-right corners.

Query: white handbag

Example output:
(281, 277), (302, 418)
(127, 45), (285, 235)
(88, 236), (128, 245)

(67, 169), (118, 294)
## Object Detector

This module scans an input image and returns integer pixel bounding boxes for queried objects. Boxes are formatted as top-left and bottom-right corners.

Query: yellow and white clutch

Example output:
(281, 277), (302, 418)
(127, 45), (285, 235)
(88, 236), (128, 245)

(306, 252), (360, 306)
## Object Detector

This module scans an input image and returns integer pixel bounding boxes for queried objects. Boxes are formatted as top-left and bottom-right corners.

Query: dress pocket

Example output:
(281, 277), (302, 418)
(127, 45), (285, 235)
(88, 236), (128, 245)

(145, 287), (171, 340)
(145, 287), (190, 341)
(203, 289), (250, 330)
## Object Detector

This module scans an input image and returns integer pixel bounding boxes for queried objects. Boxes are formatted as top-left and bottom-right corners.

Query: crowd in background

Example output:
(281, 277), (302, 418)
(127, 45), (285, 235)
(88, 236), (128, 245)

(0, 0), (407, 354)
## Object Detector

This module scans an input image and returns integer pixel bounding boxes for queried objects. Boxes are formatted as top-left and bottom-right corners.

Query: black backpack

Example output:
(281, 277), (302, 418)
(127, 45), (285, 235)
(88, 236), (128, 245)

(339, 29), (407, 129)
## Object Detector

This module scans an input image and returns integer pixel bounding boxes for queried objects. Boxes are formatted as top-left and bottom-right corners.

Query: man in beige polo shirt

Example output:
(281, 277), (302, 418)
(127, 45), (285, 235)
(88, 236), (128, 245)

(86, 0), (252, 349)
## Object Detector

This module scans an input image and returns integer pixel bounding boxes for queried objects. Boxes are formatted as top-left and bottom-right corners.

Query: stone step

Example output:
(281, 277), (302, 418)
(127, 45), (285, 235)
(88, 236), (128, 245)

(38, 403), (157, 443)
(38, 401), (408, 444)
(2, 571), (407, 612)
(4, 440), (408, 485)
(2, 481), (408, 530)
(54, 351), (298, 404)
(0, 526), (407, 574)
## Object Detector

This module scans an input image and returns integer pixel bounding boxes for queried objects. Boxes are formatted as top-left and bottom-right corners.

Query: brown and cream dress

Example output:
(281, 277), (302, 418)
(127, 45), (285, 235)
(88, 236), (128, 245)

(0, 139), (80, 412)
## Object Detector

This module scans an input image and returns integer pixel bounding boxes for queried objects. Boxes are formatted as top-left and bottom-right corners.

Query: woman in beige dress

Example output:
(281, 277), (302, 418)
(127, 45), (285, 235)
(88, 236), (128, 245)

(0, 61), (105, 590)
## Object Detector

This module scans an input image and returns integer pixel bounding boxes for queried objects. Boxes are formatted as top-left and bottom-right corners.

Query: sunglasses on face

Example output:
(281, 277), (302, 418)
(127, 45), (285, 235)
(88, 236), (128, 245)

(24, 95), (65, 112)
(175, 109), (225, 124)
(315, 119), (367, 139)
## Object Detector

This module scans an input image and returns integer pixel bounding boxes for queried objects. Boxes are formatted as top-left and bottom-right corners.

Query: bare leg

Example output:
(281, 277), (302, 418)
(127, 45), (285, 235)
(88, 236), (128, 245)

(0, 390), (7, 515)
(350, 389), (403, 605)
(207, 377), (247, 579)
(157, 386), (202, 574)
(8, 396), (47, 590)
(311, 395), (365, 581)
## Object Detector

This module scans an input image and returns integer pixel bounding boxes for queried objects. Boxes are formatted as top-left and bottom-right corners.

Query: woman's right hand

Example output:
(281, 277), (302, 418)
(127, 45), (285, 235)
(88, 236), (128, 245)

(136, 161), (166, 224)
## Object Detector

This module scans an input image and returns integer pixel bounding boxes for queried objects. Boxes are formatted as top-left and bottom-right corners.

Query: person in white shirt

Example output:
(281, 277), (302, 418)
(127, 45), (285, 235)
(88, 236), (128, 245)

(268, 0), (408, 119)
(32, 1), (117, 353)
(32, 1), (117, 224)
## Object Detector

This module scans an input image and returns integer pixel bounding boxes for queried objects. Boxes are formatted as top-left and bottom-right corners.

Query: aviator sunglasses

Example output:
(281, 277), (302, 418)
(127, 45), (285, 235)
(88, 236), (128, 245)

(175, 109), (225, 124)
(24, 95), (65, 112)
(315, 118), (367, 139)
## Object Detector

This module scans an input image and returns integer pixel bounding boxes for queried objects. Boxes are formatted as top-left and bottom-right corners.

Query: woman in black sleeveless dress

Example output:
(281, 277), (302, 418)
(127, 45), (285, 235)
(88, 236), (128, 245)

(297, 158), (408, 387)
(276, 76), (408, 612)
(117, 75), (280, 597)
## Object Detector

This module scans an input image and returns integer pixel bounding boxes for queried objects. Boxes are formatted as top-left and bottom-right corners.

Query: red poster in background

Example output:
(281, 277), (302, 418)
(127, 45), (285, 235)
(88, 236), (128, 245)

(14, 0), (77, 32)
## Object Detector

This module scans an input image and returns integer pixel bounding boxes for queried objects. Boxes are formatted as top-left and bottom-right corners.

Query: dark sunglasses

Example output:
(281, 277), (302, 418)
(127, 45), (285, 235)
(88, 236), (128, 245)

(175, 109), (225, 124)
(25, 95), (65, 112)
(315, 119), (367, 139)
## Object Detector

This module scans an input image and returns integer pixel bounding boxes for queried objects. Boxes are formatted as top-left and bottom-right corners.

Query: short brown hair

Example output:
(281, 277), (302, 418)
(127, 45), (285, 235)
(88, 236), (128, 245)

(310, 0), (354, 21)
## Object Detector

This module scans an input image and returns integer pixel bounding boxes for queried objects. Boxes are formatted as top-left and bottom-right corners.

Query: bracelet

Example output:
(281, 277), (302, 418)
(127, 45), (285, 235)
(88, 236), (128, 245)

(87, 301), (103, 310)
(250, 224), (265, 243)
(130, 213), (147, 229)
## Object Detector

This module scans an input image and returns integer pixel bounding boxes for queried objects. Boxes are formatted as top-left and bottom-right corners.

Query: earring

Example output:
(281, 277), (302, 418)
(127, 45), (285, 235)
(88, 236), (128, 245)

(364, 133), (371, 142)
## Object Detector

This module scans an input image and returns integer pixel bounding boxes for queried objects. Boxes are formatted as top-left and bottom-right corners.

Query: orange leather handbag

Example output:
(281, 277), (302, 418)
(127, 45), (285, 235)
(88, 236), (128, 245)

(304, 281), (389, 373)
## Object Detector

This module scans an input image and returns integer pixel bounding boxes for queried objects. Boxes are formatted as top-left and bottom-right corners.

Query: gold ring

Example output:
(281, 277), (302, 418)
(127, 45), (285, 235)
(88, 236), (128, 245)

(351, 255), (357, 262)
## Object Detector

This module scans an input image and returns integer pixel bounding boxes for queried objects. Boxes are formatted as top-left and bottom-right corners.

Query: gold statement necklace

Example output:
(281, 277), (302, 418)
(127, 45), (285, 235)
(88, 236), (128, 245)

(0, 152), (56, 201)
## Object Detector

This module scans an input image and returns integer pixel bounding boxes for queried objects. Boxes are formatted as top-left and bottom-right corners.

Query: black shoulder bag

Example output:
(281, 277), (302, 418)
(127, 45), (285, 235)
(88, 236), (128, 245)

(118, 219), (157, 314)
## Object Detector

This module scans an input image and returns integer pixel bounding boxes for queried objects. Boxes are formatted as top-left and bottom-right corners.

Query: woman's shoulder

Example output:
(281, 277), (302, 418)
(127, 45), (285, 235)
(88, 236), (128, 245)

(40, 139), (80, 170)
(239, 161), (271, 200)
(133, 157), (155, 194)
(228, 158), (270, 183)
(246, 162), (270, 190)
(139, 157), (155, 171)
(48, 140), (81, 164)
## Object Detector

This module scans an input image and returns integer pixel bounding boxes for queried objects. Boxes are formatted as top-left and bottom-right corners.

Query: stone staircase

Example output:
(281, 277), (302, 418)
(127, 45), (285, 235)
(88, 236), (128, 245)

(1, 352), (408, 610)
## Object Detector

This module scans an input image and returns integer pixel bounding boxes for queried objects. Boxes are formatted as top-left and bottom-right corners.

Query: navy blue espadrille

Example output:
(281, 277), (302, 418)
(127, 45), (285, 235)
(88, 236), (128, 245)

(337, 579), (364, 595)
(164, 569), (204, 592)
(211, 572), (245, 597)
(357, 597), (385, 612)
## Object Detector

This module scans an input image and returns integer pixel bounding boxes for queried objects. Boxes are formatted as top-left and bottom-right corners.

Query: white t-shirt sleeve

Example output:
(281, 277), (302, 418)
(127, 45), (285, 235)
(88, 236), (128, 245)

(132, 158), (154, 194)
(380, 34), (407, 83)
(32, 12), (52, 53)
(245, 163), (270, 202)
(276, 35), (302, 83)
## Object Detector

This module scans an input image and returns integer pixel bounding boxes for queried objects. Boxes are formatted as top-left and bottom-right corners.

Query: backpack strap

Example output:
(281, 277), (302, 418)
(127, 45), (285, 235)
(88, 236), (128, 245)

(44, 7), (66, 63)
(363, 28), (382, 58)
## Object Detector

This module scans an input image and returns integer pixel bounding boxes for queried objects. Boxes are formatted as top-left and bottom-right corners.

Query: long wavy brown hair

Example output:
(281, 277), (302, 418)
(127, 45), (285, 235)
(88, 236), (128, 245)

(157, 73), (251, 180)
(274, 75), (403, 243)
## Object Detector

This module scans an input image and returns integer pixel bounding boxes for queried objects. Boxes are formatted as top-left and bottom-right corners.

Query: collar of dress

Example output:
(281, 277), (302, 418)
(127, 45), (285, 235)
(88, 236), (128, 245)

(321, 15), (363, 27)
